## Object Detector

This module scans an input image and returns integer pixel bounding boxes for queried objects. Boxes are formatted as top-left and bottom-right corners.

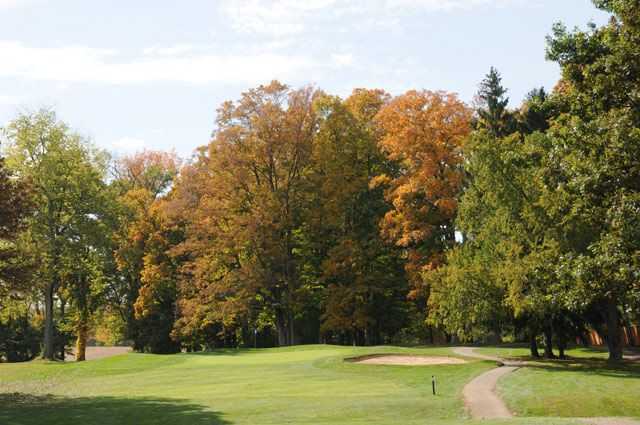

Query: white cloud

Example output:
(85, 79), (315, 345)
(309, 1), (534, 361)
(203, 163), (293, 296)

(0, 94), (24, 105)
(0, 41), (320, 85)
(110, 137), (147, 153)
(331, 53), (354, 67)
(384, 0), (525, 10)
(220, 0), (536, 37)
(0, 0), (23, 9)
(143, 44), (199, 57)
(222, 0), (337, 36)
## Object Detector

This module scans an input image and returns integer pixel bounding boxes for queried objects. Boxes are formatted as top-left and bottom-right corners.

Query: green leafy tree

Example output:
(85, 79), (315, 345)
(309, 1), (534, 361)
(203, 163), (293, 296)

(428, 80), (573, 356)
(3, 110), (109, 360)
(543, 0), (640, 361)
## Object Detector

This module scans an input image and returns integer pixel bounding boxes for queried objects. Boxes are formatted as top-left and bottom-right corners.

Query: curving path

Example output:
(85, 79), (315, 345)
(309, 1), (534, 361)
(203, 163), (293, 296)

(462, 364), (517, 419)
(453, 347), (518, 419)
(453, 347), (640, 425)
(453, 347), (501, 362)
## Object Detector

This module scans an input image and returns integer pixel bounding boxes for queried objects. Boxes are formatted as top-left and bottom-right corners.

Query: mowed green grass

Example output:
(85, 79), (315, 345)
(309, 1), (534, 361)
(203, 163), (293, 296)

(475, 345), (640, 418)
(475, 345), (610, 360)
(0, 344), (630, 425)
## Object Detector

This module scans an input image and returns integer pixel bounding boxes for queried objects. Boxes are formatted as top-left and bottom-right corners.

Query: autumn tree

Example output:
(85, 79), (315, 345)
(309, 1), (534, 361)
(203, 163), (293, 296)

(132, 198), (183, 354)
(303, 90), (408, 345)
(167, 159), (257, 349)
(373, 90), (472, 319)
(0, 153), (37, 362)
(0, 155), (32, 305)
(170, 81), (319, 347)
(111, 150), (180, 352)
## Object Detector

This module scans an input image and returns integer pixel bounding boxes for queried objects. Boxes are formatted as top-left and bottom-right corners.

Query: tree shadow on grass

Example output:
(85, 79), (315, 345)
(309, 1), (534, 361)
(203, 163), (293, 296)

(0, 392), (232, 425)
(185, 348), (249, 357)
(520, 357), (640, 380)
(184, 347), (284, 357)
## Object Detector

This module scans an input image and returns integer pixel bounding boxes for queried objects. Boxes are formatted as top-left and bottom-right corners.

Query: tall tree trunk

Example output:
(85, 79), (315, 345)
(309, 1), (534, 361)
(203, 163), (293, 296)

(59, 298), (66, 360)
(529, 333), (540, 358)
(556, 328), (567, 360)
(126, 276), (143, 351)
(43, 281), (55, 360)
(606, 298), (624, 362)
(557, 336), (566, 360)
(288, 311), (296, 346)
(275, 309), (288, 346)
(543, 323), (556, 359)
(76, 322), (87, 362)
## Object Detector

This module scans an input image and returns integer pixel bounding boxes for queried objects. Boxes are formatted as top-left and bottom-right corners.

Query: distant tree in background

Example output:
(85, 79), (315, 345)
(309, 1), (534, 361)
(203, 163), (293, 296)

(476, 67), (515, 137)
(310, 90), (408, 345)
(111, 150), (180, 352)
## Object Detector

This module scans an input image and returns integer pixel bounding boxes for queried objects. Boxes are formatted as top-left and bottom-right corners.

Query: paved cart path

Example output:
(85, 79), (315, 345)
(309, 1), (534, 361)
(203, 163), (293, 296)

(452, 347), (517, 419)
(461, 364), (518, 419)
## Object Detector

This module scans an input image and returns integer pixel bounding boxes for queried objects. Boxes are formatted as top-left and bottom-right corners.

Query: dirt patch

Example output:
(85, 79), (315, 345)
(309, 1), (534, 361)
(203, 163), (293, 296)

(65, 346), (131, 362)
(348, 354), (466, 366)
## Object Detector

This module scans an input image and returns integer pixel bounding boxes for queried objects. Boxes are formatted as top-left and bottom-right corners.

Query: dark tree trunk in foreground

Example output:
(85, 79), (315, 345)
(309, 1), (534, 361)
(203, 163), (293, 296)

(43, 281), (55, 360)
(606, 298), (624, 363)
(275, 308), (289, 346)
(557, 340), (566, 360)
(529, 333), (540, 358)
(543, 324), (556, 359)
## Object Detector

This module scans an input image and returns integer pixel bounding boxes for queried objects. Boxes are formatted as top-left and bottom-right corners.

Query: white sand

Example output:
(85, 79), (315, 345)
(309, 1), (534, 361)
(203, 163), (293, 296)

(353, 355), (466, 365)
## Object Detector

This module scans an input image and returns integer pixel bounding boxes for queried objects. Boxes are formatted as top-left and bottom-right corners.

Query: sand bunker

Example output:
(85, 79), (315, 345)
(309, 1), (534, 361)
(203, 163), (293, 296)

(350, 354), (466, 366)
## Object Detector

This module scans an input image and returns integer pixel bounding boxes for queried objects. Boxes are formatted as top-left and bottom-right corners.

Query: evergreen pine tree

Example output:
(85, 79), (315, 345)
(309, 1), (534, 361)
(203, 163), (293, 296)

(477, 67), (513, 136)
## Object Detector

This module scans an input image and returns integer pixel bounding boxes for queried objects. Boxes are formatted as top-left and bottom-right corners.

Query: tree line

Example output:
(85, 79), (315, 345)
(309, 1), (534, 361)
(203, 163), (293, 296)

(0, 0), (638, 362)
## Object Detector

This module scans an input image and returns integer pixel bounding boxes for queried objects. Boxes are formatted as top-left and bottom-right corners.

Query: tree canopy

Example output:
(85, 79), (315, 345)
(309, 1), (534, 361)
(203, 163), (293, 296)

(1, 0), (638, 363)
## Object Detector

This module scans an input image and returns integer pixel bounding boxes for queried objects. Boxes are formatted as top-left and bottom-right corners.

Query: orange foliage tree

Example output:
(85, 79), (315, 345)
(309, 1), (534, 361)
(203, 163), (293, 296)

(170, 81), (319, 347)
(308, 89), (408, 345)
(373, 90), (472, 296)
(111, 150), (181, 352)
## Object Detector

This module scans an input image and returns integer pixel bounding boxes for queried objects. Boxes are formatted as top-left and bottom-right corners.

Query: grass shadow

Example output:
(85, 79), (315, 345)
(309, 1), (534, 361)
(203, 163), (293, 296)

(183, 348), (250, 357)
(0, 392), (232, 425)
(520, 357), (640, 380)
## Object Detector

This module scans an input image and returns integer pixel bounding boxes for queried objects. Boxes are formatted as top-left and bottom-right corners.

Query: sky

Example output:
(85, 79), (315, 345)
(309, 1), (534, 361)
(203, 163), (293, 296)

(0, 0), (610, 159)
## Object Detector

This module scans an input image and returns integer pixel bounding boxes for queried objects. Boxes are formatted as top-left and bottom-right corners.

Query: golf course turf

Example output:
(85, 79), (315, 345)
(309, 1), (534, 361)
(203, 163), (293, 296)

(0, 345), (638, 425)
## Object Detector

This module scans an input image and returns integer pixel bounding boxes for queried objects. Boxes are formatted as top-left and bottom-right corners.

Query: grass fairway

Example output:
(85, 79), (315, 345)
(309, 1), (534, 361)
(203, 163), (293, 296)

(498, 358), (640, 418)
(474, 346), (640, 418)
(0, 345), (622, 425)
